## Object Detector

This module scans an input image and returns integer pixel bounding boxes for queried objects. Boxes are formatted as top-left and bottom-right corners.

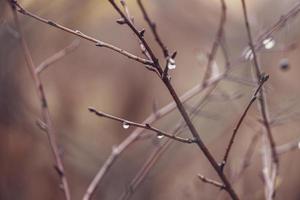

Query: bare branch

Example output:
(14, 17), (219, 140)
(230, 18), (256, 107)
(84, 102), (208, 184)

(197, 174), (225, 189)
(202, 0), (226, 86)
(137, 0), (169, 58)
(82, 73), (225, 200)
(241, 0), (279, 198)
(241, 0), (278, 168)
(108, 0), (163, 75)
(220, 74), (269, 171)
(35, 39), (80, 74)
(8, 2), (71, 200)
(12, 1), (153, 66)
(88, 107), (196, 144)
(118, 85), (217, 200)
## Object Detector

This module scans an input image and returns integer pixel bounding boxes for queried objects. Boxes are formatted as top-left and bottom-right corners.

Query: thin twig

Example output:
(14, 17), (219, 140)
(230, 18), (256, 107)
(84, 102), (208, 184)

(254, 2), (300, 51)
(35, 39), (80, 74)
(97, 1), (240, 199)
(8, 2), (71, 200)
(118, 85), (217, 200)
(202, 0), (226, 86)
(108, 0), (163, 75)
(220, 74), (269, 170)
(137, 0), (169, 58)
(241, 0), (279, 198)
(241, 0), (278, 170)
(88, 107), (196, 144)
(197, 174), (225, 189)
(12, 1), (153, 66)
(82, 73), (225, 200)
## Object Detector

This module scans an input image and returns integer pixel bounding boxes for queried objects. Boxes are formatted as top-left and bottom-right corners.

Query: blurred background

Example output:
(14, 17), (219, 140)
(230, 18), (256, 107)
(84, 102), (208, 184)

(1, 0), (300, 199)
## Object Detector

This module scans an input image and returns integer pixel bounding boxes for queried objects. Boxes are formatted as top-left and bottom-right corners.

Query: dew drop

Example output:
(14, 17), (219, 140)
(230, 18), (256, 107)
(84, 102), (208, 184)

(279, 58), (289, 71)
(122, 122), (130, 129)
(167, 58), (176, 69)
(243, 47), (253, 60)
(157, 134), (164, 139)
(263, 37), (275, 49)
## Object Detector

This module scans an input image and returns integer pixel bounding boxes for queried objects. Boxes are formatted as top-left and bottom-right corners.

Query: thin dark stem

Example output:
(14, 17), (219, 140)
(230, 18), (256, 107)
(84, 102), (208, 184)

(82, 73), (225, 200)
(12, 1), (153, 66)
(137, 0), (169, 58)
(88, 107), (196, 144)
(241, 0), (278, 165)
(108, 0), (239, 199)
(9, 2), (71, 200)
(220, 74), (269, 171)
(108, 0), (163, 75)
(241, 0), (279, 198)
(118, 85), (217, 200)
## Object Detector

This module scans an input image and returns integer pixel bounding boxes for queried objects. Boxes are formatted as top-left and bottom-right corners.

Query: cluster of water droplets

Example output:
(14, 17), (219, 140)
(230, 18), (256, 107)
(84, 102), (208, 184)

(243, 37), (276, 60)
(167, 58), (176, 70)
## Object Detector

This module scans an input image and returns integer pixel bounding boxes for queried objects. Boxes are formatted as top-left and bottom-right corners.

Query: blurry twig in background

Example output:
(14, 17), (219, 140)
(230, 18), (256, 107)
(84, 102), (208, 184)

(276, 139), (300, 155)
(8, 1), (72, 200)
(35, 39), (80, 74)
(202, 0), (226, 87)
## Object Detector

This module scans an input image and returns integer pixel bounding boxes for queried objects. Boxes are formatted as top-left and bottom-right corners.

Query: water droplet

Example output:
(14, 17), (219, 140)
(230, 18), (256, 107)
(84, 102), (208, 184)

(243, 47), (253, 60)
(122, 122), (130, 129)
(297, 142), (300, 149)
(167, 58), (176, 69)
(279, 58), (289, 71)
(157, 134), (164, 139)
(263, 37), (275, 49)
(75, 30), (82, 34)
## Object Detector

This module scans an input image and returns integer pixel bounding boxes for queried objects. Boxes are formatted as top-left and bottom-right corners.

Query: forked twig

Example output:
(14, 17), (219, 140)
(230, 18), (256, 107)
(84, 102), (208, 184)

(8, 2), (71, 200)
(137, 0), (169, 58)
(12, 1), (153, 66)
(241, 0), (279, 198)
(35, 39), (80, 74)
(220, 74), (269, 170)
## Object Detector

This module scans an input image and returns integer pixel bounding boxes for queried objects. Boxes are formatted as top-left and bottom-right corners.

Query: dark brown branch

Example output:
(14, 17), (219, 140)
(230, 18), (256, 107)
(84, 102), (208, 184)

(35, 39), (80, 74)
(107, 1), (239, 199)
(8, 2), (71, 200)
(241, 0), (278, 165)
(82, 73), (225, 200)
(241, 1), (279, 198)
(12, 1), (153, 66)
(118, 85), (218, 200)
(108, 0), (163, 75)
(88, 107), (196, 144)
(137, 0), (169, 58)
(220, 74), (269, 171)
(197, 174), (225, 189)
